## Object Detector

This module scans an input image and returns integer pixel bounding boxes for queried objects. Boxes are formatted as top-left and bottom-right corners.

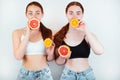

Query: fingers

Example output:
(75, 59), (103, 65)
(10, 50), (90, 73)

(79, 20), (85, 25)
(52, 42), (55, 47)
(25, 23), (31, 37)
(45, 41), (55, 50)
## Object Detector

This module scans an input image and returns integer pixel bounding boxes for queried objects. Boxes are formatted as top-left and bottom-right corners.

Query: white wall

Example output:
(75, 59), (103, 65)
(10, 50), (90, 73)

(0, 0), (120, 80)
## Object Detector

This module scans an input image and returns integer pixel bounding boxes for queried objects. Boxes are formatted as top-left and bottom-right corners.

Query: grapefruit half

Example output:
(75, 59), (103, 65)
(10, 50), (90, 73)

(29, 18), (39, 29)
(58, 45), (70, 57)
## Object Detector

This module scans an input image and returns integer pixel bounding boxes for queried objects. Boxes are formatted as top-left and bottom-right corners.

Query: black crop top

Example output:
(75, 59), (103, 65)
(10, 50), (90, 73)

(62, 39), (90, 59)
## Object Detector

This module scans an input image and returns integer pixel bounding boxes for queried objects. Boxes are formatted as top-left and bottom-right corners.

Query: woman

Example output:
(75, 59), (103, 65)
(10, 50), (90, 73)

(12, 1), (54, 80)
(54, 1), (104, 80)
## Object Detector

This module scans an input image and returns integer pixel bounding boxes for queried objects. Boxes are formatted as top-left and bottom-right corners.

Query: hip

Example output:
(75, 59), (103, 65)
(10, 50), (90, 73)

(17, 65), (53, 80)
(60, 66), (96, 80)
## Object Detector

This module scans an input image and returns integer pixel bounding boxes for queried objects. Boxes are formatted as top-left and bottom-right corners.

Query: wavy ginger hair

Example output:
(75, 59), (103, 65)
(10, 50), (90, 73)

(26, 1), (52, 40)
(54, 1), (84, 48)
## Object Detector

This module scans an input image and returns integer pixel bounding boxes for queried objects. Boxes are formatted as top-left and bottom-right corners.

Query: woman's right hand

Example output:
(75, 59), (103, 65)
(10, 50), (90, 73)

(58, 50), (71, 59)
(25, 22), (31, 38)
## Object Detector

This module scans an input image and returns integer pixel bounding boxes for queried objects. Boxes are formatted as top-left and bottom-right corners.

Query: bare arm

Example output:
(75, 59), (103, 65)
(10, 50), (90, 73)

(56, 56), (66, 65)
(77, 21), (104, 55)
(55, 48), (67, 65)
(85, 31), (104, 55)
(46, 42), (55, 61)
(12, 28), (30, 60)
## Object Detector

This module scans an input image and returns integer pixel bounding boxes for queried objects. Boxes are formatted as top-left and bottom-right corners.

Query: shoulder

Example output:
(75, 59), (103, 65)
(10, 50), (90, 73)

(12, 28), (25, 38)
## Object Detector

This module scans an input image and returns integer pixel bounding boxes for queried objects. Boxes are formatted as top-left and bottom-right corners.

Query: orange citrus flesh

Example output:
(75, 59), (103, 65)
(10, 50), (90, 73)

(44, 38), (52, 47)
(70, 18), (79, 28)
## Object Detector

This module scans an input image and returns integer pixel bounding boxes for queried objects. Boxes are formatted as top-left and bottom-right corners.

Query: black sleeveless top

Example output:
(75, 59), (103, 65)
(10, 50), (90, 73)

(62, 38), (90, 59)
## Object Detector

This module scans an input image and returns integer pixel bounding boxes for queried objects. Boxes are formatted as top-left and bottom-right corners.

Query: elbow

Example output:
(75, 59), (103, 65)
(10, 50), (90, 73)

(92, 45), (104, 55)
(55, 59), (66, 65)
(47, 55), (55, 62)
(14, 53), (23, 60)
(47, 58), (54, 62)
(55, 61), (65, 65)
(94, 48), (104, 55)
(15, 56), (23, 60)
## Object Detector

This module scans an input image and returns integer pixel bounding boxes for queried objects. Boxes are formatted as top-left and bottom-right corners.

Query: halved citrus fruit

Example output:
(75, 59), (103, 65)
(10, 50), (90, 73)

(70, 18), (79, 28)
(29, 18), (39, 29)
(44, 38), (52, 47)
(58, 45), (70, 57)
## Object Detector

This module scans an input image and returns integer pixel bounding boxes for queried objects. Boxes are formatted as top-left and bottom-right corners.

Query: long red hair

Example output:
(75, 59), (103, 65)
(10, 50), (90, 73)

(26, 1), (52, 40)
(53, 1), (84, 58)
(54, 1), (84, 48)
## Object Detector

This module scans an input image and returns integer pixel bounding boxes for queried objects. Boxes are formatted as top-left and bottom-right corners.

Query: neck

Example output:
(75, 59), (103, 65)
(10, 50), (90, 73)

(31, 29), (41, 35)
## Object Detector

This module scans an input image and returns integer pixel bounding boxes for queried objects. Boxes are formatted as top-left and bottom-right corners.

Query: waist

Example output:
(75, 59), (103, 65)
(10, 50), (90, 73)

(63, 66), (93, 75)
(66, 58), (89, 72)
(19, 65), (50, 76)
(23, 55), (47, 70)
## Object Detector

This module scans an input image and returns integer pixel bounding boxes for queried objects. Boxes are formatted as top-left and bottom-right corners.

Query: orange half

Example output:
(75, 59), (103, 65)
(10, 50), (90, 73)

(44, 38), (52, 47)
(70, 18), (79, 28)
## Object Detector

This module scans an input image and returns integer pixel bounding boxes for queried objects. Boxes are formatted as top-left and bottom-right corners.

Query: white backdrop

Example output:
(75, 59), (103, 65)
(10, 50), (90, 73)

(0, 0), (120, 80)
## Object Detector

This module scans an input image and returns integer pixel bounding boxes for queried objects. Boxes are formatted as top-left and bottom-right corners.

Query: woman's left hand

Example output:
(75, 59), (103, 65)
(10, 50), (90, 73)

(46, 42), (55, 55)
(46, 42), (55, 61)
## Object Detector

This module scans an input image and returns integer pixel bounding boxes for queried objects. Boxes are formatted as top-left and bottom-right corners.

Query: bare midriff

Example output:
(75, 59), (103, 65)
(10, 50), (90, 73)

(23, 54), (47, 70)
(65, 58), (90, 72)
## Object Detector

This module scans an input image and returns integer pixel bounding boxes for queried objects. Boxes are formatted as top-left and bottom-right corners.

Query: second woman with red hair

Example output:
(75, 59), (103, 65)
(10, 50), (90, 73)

(54, 1), (104, 80)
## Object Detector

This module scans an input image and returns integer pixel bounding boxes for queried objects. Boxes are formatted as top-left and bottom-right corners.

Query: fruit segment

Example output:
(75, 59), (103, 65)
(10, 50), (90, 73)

(44, 38), (52, 47)
(58, 45), (70, 57)
(70, 18), (79, 28)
